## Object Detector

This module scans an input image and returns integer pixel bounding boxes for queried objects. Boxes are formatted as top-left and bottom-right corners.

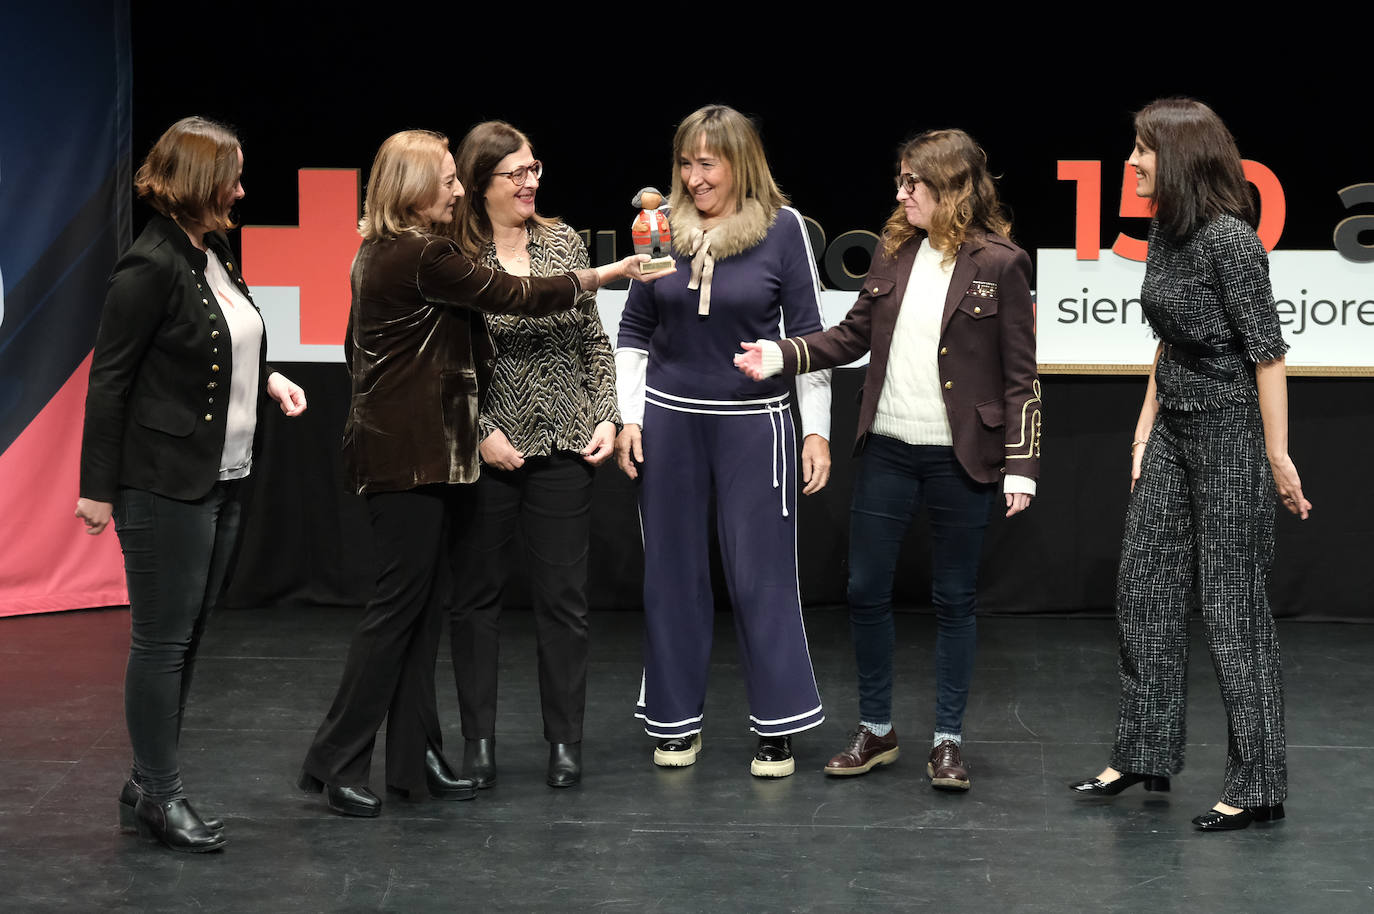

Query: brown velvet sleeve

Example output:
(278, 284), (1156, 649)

(417, 236), (581, 318)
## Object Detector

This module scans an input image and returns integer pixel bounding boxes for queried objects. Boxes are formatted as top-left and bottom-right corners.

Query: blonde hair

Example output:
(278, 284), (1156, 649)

(668, 105), (787, 217)
(359, 129), (449, 242)
(882, 128), (1011, 263)
(134, 116), (242, 232)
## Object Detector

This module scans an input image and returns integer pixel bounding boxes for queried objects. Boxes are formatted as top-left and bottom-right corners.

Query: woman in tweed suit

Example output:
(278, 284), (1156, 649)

(1069, 98), (1312, 831)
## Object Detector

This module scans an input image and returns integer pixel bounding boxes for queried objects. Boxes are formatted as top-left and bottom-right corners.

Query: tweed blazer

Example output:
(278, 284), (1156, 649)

(80, 214), (270, 503)
(775, 232), (1040, 484)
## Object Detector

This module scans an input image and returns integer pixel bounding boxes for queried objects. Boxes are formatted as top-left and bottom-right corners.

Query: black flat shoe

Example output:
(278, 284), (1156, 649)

(462, 737), (497, 789)
(547, 742), (582, 788)
(297, 769), (381, 817)
(421, 746), (477, 800)
(134, 796), (226, 853)
(120, 779), (223, 833)
(750, 735), (795, 778)
(1193, 803), (1285, 831)
(1068, 771), (1170, 796)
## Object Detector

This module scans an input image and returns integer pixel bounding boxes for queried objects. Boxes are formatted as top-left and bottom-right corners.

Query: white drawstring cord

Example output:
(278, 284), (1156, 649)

(768, 399), (789, 518)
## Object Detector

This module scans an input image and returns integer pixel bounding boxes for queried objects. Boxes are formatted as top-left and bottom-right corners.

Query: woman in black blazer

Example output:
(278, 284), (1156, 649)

(76, 116), (307, 853)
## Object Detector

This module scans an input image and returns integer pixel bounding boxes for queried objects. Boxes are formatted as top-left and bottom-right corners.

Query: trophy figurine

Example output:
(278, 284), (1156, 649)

(631, 186), (675, 274)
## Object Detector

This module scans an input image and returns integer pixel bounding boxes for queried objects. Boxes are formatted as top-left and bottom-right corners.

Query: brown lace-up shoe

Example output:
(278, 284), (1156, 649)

(927, 739), (970, 791)
(823, 725), (900, 776)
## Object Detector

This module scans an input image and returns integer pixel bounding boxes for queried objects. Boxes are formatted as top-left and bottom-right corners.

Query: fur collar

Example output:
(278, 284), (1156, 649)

(670, 199), (775, 260)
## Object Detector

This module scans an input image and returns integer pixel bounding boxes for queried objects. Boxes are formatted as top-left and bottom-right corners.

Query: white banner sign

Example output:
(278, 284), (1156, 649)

(1036, 248), (1374, 375)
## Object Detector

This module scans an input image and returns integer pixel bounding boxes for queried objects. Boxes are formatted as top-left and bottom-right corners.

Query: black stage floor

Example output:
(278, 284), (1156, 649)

(2, 606), (1371, 913)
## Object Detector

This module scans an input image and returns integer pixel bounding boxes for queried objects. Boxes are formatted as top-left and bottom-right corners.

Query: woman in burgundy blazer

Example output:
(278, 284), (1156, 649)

(737, 128), (1040, 790)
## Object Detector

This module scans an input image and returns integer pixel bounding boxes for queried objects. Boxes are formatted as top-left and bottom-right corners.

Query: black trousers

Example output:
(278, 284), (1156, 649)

(449, 454), (593, 744)
(302, 485), (461, 795)
(114, 482), (241, 800)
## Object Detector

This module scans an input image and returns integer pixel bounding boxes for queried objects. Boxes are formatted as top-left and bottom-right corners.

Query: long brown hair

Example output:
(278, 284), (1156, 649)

(447, 121), (555, 258)
(881, 128), (1011, 263)
(1134, 98), (1256, 241)
(668, 105), (787, 217)
(134, 116), (242, 232)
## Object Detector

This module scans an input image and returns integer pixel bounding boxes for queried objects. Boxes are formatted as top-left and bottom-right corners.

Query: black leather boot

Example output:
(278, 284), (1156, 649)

(547, 742), (582, 788)
(421, 746), (478, 800)
(134, 796), (227, 852)
(120, 779), (223, 833)
(463, 737), (497, 789)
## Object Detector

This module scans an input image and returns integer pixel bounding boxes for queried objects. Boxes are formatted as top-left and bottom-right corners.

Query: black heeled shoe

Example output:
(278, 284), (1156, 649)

(119, 779), (224, 833)
(1068, 771), (1170, 796)
(297, 769), (381, 817)
(421, 747), (477, 800)
(750, 735), (794, 778)
(1193, 803), (1285, 831)
(547, 742), (582, 788)
(133, 796), (226, 853)
(462, 737), (497, 789)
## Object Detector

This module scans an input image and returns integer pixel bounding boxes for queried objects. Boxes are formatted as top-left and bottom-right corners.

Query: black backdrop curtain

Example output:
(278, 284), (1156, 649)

(116, 3), (1372, 621)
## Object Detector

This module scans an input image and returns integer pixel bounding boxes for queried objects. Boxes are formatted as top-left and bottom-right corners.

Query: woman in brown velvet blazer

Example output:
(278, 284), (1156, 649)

(737, 128), (1039, 791)
(299, 129), (661, 817)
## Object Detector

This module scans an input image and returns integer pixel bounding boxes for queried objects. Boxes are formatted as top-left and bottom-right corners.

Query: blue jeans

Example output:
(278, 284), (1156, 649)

(114, 482), (242, 799)
(847, 436), (994, 734)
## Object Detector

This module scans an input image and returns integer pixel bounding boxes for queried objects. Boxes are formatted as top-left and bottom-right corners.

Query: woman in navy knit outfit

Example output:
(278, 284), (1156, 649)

(614, 105), (832, 777)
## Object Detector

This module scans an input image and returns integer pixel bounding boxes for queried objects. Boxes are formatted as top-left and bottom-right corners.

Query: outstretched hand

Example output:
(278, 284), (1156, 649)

(734, 342), (766, 381)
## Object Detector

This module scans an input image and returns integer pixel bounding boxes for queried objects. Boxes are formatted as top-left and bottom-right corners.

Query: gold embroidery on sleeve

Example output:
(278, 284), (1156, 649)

(1005, 379), (1042, 459)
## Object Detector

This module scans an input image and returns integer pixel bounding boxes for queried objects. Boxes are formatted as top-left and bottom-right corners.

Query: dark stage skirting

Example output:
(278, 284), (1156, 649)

(225, 368), (1370, 620)
(3, 605), (1372, 912)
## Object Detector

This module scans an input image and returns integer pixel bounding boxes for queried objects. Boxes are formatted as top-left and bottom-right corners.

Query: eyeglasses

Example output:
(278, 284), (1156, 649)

(895, 173), (921, 194)
(493, 161), (543, 187)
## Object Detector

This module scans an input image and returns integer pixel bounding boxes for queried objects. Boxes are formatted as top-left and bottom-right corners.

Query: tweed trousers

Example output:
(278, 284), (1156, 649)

(1111, 400), (1287, 807)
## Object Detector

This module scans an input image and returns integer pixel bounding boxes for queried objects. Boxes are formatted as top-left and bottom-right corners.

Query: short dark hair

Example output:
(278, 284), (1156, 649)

(134, 117), (242, 231)
(1135, 98), (1256, 241)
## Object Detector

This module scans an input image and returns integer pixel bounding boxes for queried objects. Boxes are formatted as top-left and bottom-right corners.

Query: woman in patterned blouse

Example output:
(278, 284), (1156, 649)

(1069, 98), (1311, 831)
(444, 121), (620, 789)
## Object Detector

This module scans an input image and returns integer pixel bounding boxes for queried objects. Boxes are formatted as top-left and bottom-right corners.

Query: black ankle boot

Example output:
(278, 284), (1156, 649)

(134, 796), (226, 852)
(421, 747), (477, 800)
(463, 738), (497, 789)
(120, 780), (223, 833)
(547, 742), (582, 788)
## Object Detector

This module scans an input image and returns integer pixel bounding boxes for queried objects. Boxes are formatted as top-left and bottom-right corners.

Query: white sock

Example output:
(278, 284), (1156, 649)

(861, 721), (892, 737)
(933, 732), (961, 747)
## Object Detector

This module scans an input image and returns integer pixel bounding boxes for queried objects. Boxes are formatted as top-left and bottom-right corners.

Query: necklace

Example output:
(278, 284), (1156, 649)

(496, 224), (528, 255)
